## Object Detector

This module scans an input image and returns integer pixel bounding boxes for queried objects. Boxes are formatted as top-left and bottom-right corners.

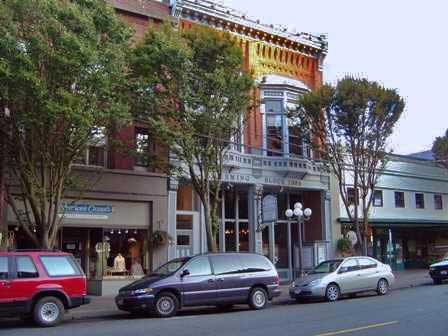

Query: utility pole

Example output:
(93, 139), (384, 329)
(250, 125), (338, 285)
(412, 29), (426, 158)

(0, 106), (6, 251)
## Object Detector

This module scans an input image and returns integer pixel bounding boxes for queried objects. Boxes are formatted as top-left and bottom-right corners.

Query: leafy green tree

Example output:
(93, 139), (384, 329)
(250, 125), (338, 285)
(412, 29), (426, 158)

(130, 25), (254, 252)
(432, 130), (448, 167)
(0, 0), (131, 248)
(297, 77), (404, 255)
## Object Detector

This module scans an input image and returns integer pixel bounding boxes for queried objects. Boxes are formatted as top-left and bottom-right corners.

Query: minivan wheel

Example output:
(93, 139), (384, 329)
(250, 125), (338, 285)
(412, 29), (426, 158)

(248, 287), (268, 310)
(153, 292), (179, 318)
(377, 279), (389, 295)
(33, 297), (64, 327)
(325, 284), (340, 302)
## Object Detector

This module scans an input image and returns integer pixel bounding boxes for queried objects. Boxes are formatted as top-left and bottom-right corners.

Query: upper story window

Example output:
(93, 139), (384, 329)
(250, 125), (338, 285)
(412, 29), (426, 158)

(347, 187), (356, 205)
(135, 127), (151, 167)
(265, 100), (284, 157)
(394, 192), (405, 208)
(373, 190), (383, 207)
(74, 127), (107, 167)
(415, 193), (425, 209)
(434, 194), (443, 210)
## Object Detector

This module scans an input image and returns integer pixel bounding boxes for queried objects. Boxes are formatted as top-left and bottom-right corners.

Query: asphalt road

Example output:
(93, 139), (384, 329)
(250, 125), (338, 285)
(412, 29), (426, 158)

(1, 284), (447, 336)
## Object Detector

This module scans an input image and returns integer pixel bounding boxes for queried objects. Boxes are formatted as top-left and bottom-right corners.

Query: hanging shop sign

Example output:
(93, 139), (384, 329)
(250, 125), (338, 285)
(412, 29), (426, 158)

(262, 194), (278, 224)
(59, 203), (113, 220)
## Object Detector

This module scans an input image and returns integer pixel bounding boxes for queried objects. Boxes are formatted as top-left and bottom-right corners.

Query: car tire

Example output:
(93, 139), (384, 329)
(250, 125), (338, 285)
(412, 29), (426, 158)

(153, 292), (179, 318)
(325, 284), (340, 302)
(433, 278), (442, 285)
(248, 287), (268, 310)
(377, 279), (389, 296)
(33, 296), (65, 327)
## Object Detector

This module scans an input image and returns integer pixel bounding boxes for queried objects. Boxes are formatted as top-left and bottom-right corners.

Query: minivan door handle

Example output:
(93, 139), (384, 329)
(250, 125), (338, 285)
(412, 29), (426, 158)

(217, 278), (224, 282)
(208, 278), (215, 283)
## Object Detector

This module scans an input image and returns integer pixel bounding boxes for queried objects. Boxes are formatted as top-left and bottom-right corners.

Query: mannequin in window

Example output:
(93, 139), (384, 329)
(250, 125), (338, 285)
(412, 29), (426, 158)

(95, 236), (110, 278)
(113, 253), (126, 273)
(131, 258), (144, 277)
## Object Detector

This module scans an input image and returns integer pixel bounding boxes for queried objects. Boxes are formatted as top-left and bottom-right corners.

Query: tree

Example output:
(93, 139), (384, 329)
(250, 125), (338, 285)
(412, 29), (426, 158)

(0, 0), (131, 249)
(297, 77), (404, 255)
(130, 25), (254, 252)
(432, 129), (448, 167)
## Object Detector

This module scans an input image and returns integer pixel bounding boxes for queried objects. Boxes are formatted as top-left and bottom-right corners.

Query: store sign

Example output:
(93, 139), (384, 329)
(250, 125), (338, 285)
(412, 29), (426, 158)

(223, 173), (306, 188)
(60, 203), (113, 220)
(262, 194), (277, 224)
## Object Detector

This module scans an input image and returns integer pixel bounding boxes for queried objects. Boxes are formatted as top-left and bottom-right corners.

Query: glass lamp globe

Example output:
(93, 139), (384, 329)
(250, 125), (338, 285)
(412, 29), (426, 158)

(304, 208), (312, 217)
(285, 209), (294, 218)
(293, 208), (303, 217)
(294, 202), (303, 210)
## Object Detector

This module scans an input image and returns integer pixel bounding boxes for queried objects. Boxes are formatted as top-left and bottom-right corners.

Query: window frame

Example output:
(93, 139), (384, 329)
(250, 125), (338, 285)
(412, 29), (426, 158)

(135, 127), (153, 167)
(434, 194), (443, 210)
(394, 191), (405, 208)
(339, 259), (360, 273)
(373, 190), (383, 207)
(39, 255), (82, 278)
(415, 193), (425, 209)
(0, 256), (10, 280)
(73, 127), (107, 168)
(210, 255), (244, 276)
(357, 258), (377, 270)
(347, 187), (357, 205)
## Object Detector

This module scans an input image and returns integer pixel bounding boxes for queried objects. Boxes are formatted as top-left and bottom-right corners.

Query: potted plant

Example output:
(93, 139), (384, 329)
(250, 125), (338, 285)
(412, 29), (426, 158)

(150, 230), (172, 248)
(337, 238), (352, 257)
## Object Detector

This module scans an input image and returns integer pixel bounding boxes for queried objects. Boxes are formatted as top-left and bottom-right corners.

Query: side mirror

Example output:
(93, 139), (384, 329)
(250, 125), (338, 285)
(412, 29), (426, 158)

(338, 267), (348, 274)
(180, 269), (190, 278)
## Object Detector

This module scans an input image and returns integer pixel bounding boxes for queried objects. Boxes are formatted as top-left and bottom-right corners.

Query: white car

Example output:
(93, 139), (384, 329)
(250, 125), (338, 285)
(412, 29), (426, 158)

(289, 256), (395, 302)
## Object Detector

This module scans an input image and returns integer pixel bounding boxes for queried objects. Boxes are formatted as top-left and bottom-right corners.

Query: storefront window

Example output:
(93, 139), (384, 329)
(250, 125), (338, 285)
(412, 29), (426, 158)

(225, 190), (236, 219)
(225, 221), (236, 252)
(238, 192), (248, 219)
(239, 221), (249, 252)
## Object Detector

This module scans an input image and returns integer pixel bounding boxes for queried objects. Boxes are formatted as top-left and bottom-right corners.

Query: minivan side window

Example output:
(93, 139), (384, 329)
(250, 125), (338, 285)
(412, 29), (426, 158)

(239, 254), (272, 273)
(210, 255), (243, 275)
(0, 257), (8, 279)
(16, 256), (39, 278)
(185, 257), (212, 276)
(40, 256), (81, 277)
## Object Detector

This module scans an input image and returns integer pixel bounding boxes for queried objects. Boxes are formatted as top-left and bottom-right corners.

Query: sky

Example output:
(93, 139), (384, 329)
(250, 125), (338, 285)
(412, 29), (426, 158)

(223, 0), (448, 155)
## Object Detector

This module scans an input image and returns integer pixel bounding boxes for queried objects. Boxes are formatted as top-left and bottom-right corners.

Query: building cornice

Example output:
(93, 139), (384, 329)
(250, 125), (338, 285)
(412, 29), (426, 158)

(174, 0), (327, 59)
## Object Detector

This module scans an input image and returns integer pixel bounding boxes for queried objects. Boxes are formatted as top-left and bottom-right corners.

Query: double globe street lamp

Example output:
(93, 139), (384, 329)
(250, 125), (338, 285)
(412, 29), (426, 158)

(285, 202), (312, 279)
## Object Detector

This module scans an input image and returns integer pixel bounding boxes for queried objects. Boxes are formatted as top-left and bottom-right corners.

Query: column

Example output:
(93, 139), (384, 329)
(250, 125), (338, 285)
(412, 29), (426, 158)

(167, 178), (178, 260)
(248, 184), (263, 254)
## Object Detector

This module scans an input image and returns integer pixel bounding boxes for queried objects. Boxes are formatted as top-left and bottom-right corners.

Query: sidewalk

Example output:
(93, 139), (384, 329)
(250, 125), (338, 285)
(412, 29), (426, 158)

(67, 269), (432, 321)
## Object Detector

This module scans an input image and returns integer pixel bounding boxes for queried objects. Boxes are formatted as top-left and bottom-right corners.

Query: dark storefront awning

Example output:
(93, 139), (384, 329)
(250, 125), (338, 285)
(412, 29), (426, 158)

(338, 217), (448, 228)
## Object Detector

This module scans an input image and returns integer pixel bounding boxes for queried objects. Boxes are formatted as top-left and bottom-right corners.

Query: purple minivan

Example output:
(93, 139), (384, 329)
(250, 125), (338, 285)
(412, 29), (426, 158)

(115, 253), (281, 317)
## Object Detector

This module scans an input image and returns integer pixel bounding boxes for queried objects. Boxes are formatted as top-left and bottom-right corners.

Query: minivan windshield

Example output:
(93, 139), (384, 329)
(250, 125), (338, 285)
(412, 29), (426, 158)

(152, 258), (190, 276)
(311, 260), (342, 274)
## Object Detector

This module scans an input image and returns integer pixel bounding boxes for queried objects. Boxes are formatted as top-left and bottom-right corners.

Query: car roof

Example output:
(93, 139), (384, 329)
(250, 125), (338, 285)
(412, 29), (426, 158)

(0, 250), (72, 256)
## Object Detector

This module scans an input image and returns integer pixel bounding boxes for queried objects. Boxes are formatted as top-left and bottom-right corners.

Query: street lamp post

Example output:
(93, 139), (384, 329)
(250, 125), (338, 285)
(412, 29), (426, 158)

(285, 202), (312, 279)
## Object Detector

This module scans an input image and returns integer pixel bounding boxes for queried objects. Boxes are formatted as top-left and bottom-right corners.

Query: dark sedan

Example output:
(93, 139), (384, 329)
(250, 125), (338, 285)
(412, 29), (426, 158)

(115, 253), (281, 317)
(429, 257), (448, 284)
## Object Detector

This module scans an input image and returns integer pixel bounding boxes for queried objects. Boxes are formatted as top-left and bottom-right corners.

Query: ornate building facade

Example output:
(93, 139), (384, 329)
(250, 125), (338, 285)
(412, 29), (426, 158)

(166, 0), (332, 281)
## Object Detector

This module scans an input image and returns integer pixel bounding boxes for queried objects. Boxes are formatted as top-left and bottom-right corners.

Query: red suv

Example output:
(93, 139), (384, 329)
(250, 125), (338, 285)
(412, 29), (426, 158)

(0, 250), (90, 327)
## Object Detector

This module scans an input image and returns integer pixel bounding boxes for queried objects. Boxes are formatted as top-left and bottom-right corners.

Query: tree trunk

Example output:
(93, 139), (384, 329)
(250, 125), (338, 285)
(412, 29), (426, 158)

(0, 137), (7, 251)
(203, 200), (217, 252)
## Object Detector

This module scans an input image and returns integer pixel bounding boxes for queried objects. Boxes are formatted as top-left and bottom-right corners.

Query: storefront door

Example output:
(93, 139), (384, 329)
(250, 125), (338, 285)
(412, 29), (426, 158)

(176, 212), (199, 257)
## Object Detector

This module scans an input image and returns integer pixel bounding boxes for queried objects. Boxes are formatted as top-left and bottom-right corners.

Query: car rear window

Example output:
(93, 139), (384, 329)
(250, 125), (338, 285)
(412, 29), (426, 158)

(0, 257), (8, 279)
(40, 256), (81, 277)
(239, 254), (272, 272)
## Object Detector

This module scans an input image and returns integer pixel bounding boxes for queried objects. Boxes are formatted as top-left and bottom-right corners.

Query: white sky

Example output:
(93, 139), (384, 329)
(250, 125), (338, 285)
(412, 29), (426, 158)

(224, 0), (448, 154)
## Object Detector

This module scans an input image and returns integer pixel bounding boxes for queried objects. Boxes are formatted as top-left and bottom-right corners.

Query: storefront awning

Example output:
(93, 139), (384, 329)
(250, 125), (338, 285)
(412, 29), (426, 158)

(338, 217), (448, 228)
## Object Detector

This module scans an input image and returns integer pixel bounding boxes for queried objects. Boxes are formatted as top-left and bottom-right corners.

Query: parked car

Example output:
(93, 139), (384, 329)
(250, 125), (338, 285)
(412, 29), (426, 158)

(429, 256), (448, 284)
(115, 253), (281, 317)
(0, 250), (90, 327)
(289, 257), (394, 302)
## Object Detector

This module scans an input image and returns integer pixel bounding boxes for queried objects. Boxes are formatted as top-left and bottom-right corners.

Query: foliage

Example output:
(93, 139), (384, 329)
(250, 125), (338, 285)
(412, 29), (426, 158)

(432, 129), (448, 167)
(336, 238), (352, 255)
(296, 77), (404, 254)
(129, 24), (254, 252)
(0, 0), (131, 248)
(151, 230), (172, 248)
